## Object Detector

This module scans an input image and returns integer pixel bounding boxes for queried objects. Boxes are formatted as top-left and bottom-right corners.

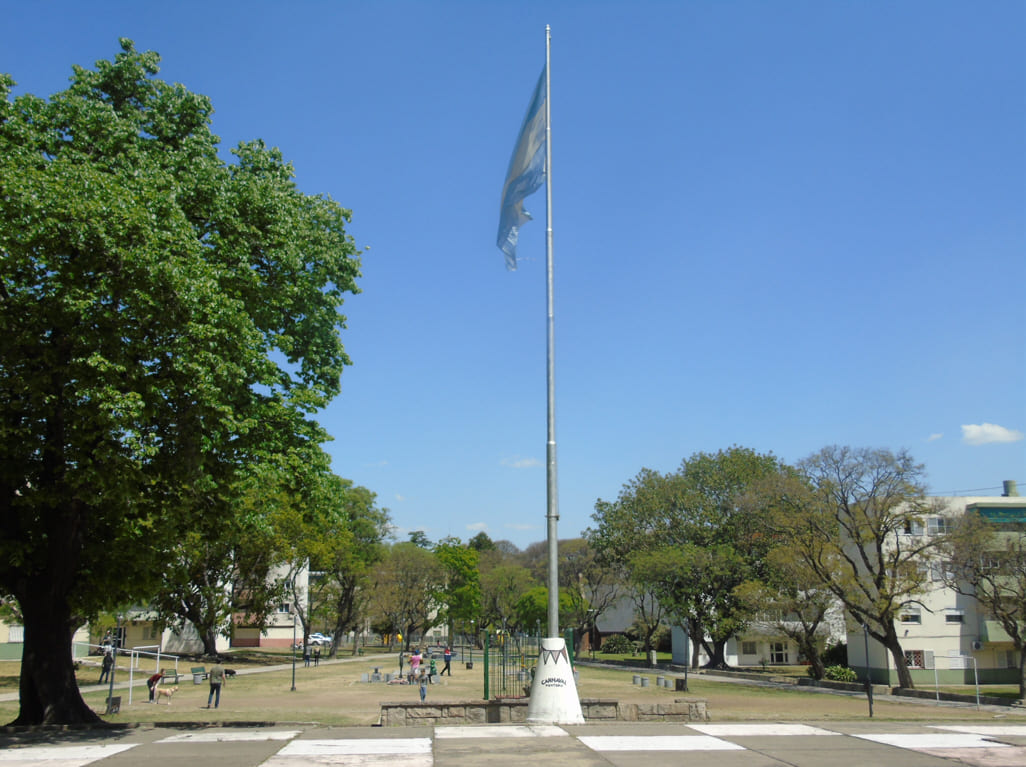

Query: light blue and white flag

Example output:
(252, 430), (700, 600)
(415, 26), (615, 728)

(497, 67), (547, 270)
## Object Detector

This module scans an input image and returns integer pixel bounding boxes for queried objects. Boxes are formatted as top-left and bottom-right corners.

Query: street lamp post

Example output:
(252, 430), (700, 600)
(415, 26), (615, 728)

(291, 610), (297, 692)
(862, 623), (873, 718)
(587, 609), (596, 660)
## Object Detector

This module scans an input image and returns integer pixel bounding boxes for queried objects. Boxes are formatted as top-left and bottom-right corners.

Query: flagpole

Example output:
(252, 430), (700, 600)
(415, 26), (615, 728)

(543, 24), (559, 640)
(527, 25), (584, 724)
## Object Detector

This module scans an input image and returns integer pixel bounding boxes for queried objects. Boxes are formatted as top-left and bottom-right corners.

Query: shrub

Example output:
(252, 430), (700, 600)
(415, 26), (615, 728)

(823, 665), (858, 682)
(599, 634), (635, 654)
(821, 642), (848, 667)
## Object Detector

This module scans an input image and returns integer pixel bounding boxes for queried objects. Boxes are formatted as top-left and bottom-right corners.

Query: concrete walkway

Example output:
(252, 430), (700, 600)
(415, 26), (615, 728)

(2, 721), (1026, 767)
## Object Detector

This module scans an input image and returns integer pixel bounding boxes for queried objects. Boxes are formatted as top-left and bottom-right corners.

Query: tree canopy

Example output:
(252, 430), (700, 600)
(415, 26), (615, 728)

(766, 446), (940, 689)
(0, 40), (361, 724)
(589, 447), (787, 666)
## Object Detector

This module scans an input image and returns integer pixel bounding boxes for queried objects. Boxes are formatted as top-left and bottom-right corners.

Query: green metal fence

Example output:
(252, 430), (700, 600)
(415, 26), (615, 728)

(483, 631), (538, 699)
(482, 629), (576, 700)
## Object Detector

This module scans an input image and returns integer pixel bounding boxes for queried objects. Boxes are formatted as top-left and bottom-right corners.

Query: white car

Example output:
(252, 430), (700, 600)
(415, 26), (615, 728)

(308, 633), (332, 646)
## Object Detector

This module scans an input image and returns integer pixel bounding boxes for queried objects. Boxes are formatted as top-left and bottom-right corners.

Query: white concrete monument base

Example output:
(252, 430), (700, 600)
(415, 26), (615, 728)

(526, 637), (585, 724)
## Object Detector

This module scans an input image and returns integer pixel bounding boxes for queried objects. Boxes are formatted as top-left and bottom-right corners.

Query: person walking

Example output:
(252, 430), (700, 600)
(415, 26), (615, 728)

(441, 647), (452, 676)
(98, 650), (113, 684)
(428, 657), (437, 683)
(418, 668), (428, 702)
(303, 647), (311, 668)
(206, 662), (225, 709)
(313, 648), (320, 666)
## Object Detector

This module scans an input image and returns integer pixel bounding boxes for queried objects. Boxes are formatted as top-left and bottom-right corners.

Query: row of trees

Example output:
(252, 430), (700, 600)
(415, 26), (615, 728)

(588, 445), (1026, 697)
(356, 532), (619, 657)
(151, 439), (1022, 704)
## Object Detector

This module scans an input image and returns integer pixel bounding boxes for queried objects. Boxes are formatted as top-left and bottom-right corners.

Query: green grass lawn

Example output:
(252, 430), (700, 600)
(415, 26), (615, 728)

(2, 651), (1023, 727)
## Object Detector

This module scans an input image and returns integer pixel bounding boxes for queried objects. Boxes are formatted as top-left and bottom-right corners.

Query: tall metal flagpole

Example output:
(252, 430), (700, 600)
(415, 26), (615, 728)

(543, 24), (559, 641)
(527, 25), (583, 724)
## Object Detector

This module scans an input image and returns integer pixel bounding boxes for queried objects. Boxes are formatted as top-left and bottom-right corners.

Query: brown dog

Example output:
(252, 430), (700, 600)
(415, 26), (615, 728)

(155, 686), (178, 704)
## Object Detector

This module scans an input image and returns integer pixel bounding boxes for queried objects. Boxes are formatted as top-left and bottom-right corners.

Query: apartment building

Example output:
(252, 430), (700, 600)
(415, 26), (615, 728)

(848, 483), (1025, 686)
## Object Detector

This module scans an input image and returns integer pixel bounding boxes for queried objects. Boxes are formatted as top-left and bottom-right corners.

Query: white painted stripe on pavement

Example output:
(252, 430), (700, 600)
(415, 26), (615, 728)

(0, 744), (136, 764)
(276, 739), (432, 756)
(578, 735), (744, 751)
(435, 725), (567, 738)
(689, 723), (838, 736)
(157, 729), (300, 743)
(933, 725), (1026, 736)
(856, 733), (1009, 749)
(264, 754), (431, 767)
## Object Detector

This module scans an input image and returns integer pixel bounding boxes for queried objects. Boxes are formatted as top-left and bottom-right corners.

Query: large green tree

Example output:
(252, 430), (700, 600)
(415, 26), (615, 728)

(479, 564), (538, 636)
(0, 42), (360, 724)
(433, 537), (481, 641)
(591, 448), (786, 667)
(370, 543), (443, 649)
(587, 468), (672, 653)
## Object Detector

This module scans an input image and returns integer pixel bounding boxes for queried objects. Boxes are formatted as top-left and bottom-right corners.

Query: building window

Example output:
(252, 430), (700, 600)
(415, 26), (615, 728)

(927, 517), (951, 536)
(905, 650), (925, 669)
(944, 612), (964, 624)
(771, 642), (789, 664)
(276, 603), (291, 614)
(902, 519), (925, 536)
(742, 641), (757, 656)
(930, 562), (956, 581)
(899, 608), (921, 624)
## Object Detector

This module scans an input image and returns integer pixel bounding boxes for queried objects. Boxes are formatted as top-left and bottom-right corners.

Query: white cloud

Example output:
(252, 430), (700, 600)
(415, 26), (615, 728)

(501, 456), (542, 469)
(961, 423), (1025, 446)
(466, 522), (488, 533)
(394, 494), (406, 502)
(927, 433), (943, 442)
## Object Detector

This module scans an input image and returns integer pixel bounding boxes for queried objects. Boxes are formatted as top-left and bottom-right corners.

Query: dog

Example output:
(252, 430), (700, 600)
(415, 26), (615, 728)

(224, 669), (237, 678)
(154, 686), (178, 704)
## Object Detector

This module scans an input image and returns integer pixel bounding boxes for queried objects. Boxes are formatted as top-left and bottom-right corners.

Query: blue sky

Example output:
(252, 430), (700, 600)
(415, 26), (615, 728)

(4, 1), (1023, 549)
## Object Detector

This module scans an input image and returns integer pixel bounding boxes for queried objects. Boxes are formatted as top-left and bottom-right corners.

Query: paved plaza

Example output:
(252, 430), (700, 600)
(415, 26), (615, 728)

(2, 721), (1026, 766)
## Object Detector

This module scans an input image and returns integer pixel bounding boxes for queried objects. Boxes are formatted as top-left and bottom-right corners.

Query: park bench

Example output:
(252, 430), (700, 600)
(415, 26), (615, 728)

(190, 666), (207, 684)
(162, 669), (181, 684)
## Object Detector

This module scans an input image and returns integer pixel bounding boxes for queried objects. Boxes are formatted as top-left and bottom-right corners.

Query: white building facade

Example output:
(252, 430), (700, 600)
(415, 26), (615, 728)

(847, 488), (1025, 686)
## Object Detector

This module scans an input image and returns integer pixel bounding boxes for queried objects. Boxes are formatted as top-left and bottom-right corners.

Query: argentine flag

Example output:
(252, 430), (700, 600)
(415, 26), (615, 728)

(497, 67), (547, 270)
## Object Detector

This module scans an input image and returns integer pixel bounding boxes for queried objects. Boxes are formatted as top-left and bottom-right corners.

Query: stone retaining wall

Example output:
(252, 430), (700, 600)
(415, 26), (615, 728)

(379, 697), (709, 727)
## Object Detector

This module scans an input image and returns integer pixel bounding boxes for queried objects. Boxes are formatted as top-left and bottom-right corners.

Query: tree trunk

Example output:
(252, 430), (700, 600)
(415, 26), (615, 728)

(12, 592), (100, 726)
(641, 623), (660, 653)
(1018, 645), (1025, 701)
(201, 626), (219, 657)
(798, 634), (825, 680)
(882, 625), (914, 689)
(702, 638), (730, 669)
